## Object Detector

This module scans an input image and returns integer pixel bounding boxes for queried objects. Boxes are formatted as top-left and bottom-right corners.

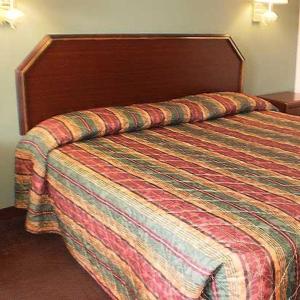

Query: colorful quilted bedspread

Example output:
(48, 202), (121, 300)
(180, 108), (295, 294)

(15, 93), (300, 300)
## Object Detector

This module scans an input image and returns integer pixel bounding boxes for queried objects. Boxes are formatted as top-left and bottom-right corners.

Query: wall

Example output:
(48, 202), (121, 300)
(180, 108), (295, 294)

(295, 9), (300, 92)
(0, 0), (299, 209)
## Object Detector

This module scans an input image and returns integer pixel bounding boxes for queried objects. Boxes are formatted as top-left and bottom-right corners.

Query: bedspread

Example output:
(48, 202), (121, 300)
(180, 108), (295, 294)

(15, 93), (300, 300)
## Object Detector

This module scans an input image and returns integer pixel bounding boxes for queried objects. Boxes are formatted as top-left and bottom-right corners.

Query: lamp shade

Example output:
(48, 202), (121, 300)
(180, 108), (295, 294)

(255, 0), (288, 4)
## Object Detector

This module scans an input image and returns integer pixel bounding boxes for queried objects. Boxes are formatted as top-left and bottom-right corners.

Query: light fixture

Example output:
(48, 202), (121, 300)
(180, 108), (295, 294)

(253, 0), (288, 24)
(0, 0), (24, 29)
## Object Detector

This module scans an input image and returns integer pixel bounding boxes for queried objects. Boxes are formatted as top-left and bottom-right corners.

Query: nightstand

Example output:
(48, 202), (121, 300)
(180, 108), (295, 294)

(259, 92), (300, 116)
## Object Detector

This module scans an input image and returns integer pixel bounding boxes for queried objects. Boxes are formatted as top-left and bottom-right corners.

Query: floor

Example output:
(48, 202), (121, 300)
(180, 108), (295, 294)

(0, 208), (111, 300)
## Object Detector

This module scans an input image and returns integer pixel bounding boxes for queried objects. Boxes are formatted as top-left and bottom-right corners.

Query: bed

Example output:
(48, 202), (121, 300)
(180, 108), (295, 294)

(15, 35), (300, 300)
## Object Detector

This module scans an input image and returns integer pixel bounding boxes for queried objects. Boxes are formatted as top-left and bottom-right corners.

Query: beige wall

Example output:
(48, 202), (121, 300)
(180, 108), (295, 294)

(295, 8), (300, 92)
(0, 0), (299, 209)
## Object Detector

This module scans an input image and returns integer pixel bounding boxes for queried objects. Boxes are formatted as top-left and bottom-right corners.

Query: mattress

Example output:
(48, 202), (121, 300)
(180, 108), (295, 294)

(15, 93), (300, 300)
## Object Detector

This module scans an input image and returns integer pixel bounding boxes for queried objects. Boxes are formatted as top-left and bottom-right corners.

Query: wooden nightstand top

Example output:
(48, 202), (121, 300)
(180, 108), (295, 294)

(260, 92), (300, 105)
(259, 92), (300, 115)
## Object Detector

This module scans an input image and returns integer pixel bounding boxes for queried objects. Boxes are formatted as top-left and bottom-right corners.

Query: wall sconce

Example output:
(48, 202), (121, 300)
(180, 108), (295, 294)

(253, 0), (288, 24)
(0, 0), (24, 28)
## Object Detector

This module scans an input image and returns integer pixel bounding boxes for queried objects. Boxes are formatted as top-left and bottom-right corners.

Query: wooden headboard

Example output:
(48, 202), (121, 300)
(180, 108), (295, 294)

(16, 34), (244, 134)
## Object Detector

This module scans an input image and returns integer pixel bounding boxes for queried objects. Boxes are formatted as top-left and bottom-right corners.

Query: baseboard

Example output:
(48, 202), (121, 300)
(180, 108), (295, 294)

(0, 206), (26, 220)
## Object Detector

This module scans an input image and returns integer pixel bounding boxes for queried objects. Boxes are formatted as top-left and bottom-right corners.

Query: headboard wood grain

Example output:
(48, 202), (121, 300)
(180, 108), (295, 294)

(16, 34), (244, 134)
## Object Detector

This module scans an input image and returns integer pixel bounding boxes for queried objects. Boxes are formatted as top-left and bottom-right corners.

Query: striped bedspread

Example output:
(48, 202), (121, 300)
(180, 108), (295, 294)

(15, 93), (300, 299)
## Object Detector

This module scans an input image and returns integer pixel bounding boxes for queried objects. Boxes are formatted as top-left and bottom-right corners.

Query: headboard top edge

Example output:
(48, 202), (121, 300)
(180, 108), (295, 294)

(17, 35), (53, 74)
(17, 34), (244, 75)
(48, 33), (231, 39)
